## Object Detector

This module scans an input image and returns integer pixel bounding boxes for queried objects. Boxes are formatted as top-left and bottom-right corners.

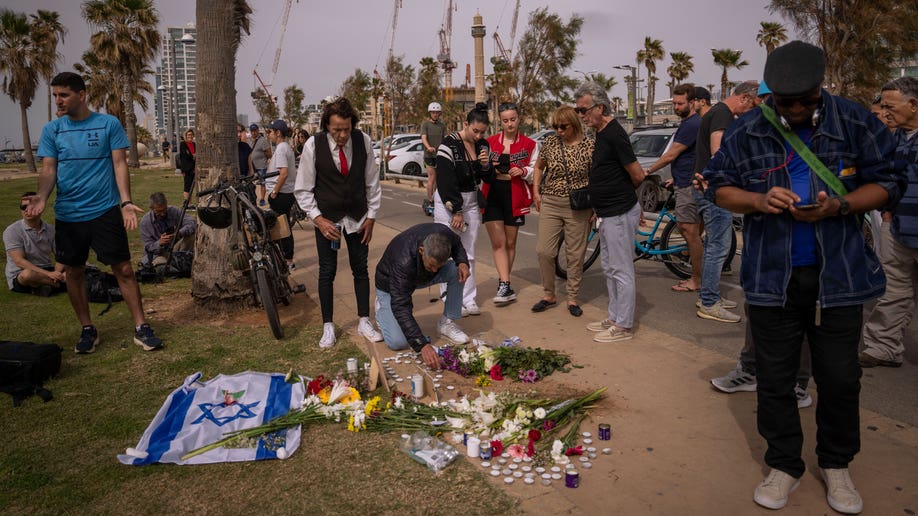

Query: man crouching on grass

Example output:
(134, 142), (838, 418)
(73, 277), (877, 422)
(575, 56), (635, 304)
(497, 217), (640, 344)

(374, 223), (471, 369)
(26, 71), (162, 354)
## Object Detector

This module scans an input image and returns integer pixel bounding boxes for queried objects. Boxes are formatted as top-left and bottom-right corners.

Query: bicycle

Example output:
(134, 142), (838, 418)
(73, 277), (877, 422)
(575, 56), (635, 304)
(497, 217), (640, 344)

(555, 186), (739, 280)
(197, 172), (296, 339)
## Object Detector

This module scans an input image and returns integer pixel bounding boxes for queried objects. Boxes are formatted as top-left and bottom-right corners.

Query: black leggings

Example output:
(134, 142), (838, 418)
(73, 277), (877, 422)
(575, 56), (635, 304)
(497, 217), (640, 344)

(314, 226), (370, 323)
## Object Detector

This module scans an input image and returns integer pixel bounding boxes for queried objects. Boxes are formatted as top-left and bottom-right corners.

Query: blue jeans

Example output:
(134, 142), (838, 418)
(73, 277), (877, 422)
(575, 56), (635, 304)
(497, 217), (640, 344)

(375, 261), (463, 350)
(694, 190), (733, 307)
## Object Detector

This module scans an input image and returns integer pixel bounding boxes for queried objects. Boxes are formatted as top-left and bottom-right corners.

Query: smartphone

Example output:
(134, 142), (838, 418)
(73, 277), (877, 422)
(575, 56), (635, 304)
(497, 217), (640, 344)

(795, 203), (820, 210)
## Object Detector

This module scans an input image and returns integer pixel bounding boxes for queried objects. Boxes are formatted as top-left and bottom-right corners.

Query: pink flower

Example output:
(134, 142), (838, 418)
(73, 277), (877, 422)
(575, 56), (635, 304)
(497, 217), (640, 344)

(507, 444), (526, 459)
(541, 420), (556, 432)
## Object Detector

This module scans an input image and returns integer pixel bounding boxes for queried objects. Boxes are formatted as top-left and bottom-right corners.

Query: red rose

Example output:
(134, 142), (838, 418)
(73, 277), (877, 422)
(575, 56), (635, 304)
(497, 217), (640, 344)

(489, 364), (504, 381)
(306, 375), (328, 395)
(565, 445), (584, 456)
(527, 429), (542, 442)
(490, 440), (504, 456)
(526, 440), (535, 457)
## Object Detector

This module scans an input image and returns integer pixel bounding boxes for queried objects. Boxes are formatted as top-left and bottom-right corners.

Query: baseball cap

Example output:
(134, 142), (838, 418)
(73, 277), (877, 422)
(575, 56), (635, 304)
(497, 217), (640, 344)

(267, 119), (289, 133)
(249, 123), (259, 131)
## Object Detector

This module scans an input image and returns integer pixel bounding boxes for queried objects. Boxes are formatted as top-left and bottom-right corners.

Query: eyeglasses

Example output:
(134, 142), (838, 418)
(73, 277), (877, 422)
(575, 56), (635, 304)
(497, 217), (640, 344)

(552, 123), (570, 131)
(574, 104), (598, 115)
(20, 204), (28, 211)
(498, 102), (518, 112)
(773, 94), (821, 109)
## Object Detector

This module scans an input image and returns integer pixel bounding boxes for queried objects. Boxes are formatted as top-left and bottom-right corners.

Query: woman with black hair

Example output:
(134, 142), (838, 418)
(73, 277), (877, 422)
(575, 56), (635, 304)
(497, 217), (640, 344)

(178, 129), (196, 202)
(434, 102), (492, 320)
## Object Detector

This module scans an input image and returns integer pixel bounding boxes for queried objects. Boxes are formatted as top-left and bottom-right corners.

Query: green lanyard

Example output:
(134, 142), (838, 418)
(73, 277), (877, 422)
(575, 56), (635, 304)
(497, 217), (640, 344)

(759, 104), (848, 197)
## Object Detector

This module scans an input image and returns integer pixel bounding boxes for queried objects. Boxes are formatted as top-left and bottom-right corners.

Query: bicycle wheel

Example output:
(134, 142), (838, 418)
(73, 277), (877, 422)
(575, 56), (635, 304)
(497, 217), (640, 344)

(661, 219), (739, 280)
(661, 219), (692, 279)
(267, 241), (292, 306)
(254, 266), (284, 339)
(554, 231), (601, 280)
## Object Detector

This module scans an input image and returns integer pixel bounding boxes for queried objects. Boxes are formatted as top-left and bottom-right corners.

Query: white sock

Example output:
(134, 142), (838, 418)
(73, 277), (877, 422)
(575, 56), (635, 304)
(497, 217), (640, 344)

(323, 322), (335, 335)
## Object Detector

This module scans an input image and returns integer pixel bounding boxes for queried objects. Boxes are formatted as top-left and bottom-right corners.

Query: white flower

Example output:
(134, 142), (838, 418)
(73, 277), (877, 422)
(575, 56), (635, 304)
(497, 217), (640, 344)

(459, 349), (471, 363)
(446, 416), (468, 429)
(303, 394), (322, 407)
(534, 407), (546, 419)
(325, 380), (353, 404)
(551, 439), (564, 459)
(393, 396), (404, 409)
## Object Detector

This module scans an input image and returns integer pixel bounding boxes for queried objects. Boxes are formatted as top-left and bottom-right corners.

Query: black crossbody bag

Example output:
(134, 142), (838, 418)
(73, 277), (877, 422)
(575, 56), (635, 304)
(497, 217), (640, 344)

(558, 140), (591, 210)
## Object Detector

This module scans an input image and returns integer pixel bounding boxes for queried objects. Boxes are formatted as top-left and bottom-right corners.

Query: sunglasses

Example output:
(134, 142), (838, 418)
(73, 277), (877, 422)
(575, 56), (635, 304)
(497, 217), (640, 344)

(552, 123), (570, 131)
(574, 104), (598, 115)
(20, 204), (28, 211)
(773, 94), (821, 109)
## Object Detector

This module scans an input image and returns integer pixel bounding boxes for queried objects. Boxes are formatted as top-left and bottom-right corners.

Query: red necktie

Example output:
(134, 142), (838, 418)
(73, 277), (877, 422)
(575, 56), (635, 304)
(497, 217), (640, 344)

(338, 147), (349, 176)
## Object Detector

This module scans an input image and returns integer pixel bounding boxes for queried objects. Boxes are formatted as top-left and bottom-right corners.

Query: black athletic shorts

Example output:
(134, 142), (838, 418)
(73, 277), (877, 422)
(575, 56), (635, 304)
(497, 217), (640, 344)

(55, 206), (132, 266)
(12, 266), (67, 295)
(424, 155), (437, 167)
(483, 180), (525, 226)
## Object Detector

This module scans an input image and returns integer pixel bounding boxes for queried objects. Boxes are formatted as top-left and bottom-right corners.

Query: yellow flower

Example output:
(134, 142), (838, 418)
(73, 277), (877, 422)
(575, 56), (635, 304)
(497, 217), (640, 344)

(339, 387), (362, 406)
(476, 375), (491, 388)
(365, 396), (382, 415)
(317, 386), (331, 404)
(347, 414), (358, 432)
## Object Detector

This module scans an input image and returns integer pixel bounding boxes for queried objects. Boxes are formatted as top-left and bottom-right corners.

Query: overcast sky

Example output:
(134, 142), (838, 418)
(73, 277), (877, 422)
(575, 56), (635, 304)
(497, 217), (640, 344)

(0, 0), (796, 147)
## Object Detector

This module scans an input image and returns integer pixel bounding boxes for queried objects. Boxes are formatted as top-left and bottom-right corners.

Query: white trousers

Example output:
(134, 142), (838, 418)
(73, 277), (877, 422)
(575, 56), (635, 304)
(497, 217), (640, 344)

(434, 190), (480, 308)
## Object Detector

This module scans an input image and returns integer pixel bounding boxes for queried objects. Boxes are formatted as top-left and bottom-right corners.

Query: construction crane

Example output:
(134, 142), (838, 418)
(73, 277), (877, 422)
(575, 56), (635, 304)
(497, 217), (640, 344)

(252, 0), (297, 107)
(492, 0), (520, 67)
(437, 0), (457, 102)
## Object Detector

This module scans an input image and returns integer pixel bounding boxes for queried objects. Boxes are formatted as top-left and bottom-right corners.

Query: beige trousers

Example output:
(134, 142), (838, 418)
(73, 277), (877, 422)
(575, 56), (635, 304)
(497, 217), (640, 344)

(535, 194), (592, 302)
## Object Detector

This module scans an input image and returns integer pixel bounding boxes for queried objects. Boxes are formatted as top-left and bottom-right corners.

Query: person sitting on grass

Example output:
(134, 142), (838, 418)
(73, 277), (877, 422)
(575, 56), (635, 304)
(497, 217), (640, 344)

(139, 192), (196, 269)
(374, 223), (471, 369)
(4, 191), (67, 297)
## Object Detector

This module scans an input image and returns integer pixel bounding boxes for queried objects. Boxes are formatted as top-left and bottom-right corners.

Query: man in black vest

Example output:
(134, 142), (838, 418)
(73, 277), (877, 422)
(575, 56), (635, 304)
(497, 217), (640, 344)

(295, 97), (383, 348)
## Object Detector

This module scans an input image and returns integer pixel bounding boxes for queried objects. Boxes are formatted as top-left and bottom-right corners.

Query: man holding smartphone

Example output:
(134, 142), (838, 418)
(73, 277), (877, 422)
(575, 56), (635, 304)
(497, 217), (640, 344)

(704, 41), (906, 513)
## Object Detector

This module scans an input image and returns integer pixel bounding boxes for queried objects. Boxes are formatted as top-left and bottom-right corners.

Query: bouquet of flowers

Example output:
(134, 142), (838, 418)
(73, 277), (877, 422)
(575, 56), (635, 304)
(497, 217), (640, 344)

(438, 340), (575, 383)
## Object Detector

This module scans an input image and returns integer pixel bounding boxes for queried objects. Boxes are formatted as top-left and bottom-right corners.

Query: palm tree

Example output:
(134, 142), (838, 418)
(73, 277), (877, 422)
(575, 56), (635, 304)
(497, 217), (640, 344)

(74, 50), (154, 123)
(756, 21), (788, 55)
(636, 37), (664, 124)
(82, 0), (160, 169)
(666, 51), (694, 97)
(587, 71), (617, 92)
(191, 0), (253, 303)
(711, 48), (749, 100)
(29, 10), (66, 122)
(0, 9), (43, 172)
(611, 96), (624, 115)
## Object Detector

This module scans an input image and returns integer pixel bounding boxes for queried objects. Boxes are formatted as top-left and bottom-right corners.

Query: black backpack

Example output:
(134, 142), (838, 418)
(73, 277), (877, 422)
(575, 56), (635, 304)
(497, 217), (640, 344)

(0, 341), (62, 407)
(84, 264), (123, 315)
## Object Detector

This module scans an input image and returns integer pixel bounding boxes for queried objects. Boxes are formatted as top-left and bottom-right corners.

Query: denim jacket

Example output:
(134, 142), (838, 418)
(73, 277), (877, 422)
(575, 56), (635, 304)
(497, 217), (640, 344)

(704, 91), (906, 308)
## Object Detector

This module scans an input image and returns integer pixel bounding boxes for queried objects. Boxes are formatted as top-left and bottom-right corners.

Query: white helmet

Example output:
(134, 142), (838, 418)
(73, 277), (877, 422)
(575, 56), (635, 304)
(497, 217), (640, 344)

(427, 102), (442, 112)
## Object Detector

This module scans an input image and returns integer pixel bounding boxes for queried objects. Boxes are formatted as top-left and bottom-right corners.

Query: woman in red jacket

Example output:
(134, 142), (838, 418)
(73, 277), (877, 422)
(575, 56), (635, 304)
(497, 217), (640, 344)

(483, 102), (537, 305)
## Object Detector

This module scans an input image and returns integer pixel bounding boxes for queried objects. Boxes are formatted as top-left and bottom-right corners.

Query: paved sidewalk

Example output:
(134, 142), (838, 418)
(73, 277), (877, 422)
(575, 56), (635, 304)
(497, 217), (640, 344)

(285, 217), (918, 515)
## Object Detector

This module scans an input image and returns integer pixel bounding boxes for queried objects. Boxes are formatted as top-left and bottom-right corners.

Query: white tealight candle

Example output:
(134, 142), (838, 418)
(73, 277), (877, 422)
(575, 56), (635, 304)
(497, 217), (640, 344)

(583, 438), (593, 445)
(504, 477), (514, 485)
(524, 477), (535, 485)
(582, 431), (592, 438)
(490, 469), (500, 477)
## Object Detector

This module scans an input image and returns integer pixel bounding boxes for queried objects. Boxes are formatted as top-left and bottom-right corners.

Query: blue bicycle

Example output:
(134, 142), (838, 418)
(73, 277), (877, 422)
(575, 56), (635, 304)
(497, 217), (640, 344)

(555, 186), (739, 280)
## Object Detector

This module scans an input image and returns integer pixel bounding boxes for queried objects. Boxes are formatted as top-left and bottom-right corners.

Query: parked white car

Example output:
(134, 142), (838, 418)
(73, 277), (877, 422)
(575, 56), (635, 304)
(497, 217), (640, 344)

(374, 133), (420, 168)
(385, 139), (427, 176)
(630, 127), (676, 212)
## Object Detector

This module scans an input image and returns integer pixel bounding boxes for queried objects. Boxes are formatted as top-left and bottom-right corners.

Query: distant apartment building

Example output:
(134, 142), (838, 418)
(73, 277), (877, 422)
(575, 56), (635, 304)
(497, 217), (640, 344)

(155, 24), (197, 138)
(894, 53), (918, 78)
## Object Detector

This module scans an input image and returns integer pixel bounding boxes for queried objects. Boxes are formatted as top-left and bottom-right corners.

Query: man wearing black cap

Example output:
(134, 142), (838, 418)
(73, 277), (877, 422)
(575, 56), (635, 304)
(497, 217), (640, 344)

(704, 41), (906, 514)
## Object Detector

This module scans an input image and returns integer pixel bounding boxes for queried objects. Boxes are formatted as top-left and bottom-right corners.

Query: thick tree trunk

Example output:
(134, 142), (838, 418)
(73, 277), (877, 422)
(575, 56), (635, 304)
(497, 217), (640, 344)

(121, 73), (140, 168)
(191, 0), (252, 304)
(20, 102), (36, 173)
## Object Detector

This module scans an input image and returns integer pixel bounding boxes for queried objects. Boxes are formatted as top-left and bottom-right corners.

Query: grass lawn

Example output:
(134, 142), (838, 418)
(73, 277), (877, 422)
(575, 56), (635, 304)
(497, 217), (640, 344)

(0, 164), (518, 514)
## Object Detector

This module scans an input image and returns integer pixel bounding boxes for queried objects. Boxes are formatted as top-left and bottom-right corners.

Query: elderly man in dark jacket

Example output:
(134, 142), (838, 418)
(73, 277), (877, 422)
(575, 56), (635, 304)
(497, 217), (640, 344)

(375, 223), (471, 369)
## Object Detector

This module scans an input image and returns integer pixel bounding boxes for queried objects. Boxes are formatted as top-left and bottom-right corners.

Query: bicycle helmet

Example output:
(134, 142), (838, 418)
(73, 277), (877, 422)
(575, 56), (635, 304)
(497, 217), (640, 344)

(198, 193), (233, 229)
(427, 102), (442, 112)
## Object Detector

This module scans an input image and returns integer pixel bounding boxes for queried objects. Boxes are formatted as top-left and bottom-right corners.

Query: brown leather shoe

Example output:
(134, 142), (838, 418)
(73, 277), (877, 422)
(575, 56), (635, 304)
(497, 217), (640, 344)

(858, 352), (902, 368)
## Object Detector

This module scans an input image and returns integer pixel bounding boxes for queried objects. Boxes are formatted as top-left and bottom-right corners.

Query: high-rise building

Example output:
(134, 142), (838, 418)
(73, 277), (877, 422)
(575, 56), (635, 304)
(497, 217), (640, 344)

(155, 24), (197, 138)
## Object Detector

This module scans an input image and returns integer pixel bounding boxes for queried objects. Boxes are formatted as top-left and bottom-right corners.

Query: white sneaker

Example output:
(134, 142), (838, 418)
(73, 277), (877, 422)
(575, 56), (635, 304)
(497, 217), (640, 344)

(820, 468), (863, 514)
(437, 316), (469, 344)
(461, 303), (481, 317)
(357, 317), (383, 342)
(319, 322), (336, 348)
(754, 468), (800, 510)
(586, 319), (613, 332)
(796, 385), (813, 409)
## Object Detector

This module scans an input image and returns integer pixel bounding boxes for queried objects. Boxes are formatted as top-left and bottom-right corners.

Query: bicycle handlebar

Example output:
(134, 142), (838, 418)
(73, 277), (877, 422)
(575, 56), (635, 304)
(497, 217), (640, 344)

(197, 171), (281, 197)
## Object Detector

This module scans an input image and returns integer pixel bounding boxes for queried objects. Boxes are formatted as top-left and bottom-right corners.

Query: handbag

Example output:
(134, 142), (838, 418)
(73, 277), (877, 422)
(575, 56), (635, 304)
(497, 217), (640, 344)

(558, 139), (591, 210)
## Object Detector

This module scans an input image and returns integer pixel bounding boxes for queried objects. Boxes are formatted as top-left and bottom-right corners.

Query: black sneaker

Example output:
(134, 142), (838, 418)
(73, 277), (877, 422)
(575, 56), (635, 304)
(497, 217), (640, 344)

(75, 325), (99, 354)
(134, 323), (164, 351)
(493, 281), (517, 304)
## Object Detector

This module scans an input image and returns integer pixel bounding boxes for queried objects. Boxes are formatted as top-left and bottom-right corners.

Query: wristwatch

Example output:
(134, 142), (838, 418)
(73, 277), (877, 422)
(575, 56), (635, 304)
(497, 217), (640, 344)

(120, 200), (134, 208)
(837, 197), (851, 216)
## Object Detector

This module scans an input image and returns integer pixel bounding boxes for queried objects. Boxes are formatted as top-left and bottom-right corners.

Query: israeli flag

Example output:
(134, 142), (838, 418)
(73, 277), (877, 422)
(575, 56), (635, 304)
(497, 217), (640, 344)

(118, 371), (305, 465)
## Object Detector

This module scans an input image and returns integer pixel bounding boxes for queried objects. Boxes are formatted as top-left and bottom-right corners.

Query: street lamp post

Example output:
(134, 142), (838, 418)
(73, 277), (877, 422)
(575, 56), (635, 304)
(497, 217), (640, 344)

(613, 64), (639, 124)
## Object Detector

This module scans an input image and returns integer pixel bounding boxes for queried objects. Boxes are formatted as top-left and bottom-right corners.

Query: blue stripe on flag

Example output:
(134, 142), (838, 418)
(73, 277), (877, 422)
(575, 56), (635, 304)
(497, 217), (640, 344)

(141, 386), (198, 464)
(255, 375), (293, 460)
